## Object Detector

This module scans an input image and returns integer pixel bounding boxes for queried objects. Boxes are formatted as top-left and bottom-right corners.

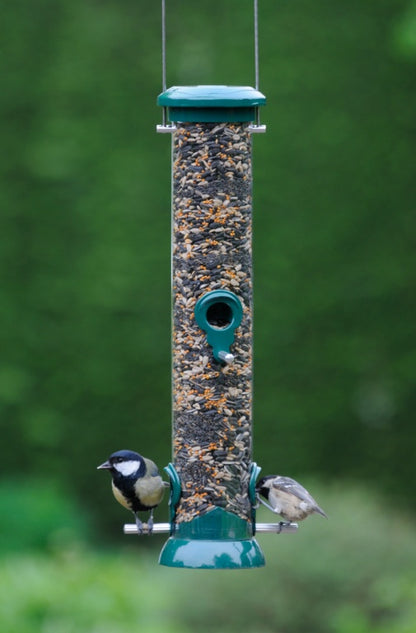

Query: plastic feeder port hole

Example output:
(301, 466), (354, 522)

(194, 290), (243, 364)
(206, 302), (233, 328)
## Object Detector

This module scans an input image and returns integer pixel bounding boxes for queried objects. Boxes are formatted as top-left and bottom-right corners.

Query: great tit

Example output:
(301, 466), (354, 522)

(97, 449), (166, 534)
(256, 475), (327, 523)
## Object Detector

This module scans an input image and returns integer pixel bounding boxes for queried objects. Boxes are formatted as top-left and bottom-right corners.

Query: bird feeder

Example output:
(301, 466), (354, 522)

(158, 84), (266, 570)
(124, 1), (298, 569)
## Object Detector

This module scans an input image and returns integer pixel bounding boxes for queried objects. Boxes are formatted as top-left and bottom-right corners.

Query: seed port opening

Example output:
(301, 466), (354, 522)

(206, 302), (233, 328)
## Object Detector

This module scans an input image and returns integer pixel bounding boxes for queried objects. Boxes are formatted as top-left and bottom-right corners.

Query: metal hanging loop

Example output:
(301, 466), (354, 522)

(158, 0), (266, 133)
(159, 0), (172, 131)
(251, 0), (266, 132)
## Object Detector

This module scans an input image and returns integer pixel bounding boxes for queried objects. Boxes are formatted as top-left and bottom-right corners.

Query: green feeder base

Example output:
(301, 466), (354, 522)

(159, 536), (264, 569)
(159, 507), (265, 569)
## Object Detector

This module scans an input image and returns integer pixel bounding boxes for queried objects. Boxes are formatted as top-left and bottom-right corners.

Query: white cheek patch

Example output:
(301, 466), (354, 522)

(114, 460), (140, 477)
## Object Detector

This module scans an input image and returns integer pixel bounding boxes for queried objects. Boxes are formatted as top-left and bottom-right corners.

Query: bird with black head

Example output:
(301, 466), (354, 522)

(256, 475), (327, 526)
(98, 449), (166, 534)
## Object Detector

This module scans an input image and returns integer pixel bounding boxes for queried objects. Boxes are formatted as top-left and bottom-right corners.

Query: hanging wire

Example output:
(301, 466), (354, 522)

(160, 1), (262, 128)
(254, 0), (259, 90)
(162, 0), (167, 92)
(161, 0), (167, 125)
(162, 1), (259, 90)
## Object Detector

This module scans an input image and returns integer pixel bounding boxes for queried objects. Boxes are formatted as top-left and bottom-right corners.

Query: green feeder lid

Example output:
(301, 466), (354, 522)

(157, 85), (266, 123)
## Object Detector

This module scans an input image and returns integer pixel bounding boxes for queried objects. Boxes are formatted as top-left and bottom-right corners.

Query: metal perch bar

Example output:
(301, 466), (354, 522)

(124, 522), (298, 535)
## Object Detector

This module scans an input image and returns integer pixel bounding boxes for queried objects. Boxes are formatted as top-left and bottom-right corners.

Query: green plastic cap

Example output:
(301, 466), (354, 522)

(157, 85), (266, 123)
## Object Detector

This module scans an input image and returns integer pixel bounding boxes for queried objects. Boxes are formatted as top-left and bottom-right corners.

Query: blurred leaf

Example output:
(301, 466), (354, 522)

(393, 0), (416, 58)
(0, 480), (90, 554)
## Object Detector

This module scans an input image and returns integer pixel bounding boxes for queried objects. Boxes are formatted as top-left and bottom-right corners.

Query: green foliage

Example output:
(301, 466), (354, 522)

(1, 485), (415, 633)
(393, 0), (416, 57)
(0, 479), (90, 555)
(0, 551), (189, 633)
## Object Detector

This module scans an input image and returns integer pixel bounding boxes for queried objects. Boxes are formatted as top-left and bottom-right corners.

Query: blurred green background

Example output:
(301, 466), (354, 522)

(1, 0), (415, 631)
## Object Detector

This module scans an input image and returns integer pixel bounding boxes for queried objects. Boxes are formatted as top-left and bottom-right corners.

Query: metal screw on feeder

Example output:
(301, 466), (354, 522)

(218, 351), (234, 364)
(123, 1), (298, 569)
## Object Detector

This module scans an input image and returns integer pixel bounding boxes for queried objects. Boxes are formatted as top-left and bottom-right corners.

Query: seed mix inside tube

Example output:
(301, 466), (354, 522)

(172, 122), (253, 523)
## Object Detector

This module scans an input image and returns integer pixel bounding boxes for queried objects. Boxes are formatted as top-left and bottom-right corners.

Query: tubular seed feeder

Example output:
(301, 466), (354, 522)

(124, 0), (298, 569)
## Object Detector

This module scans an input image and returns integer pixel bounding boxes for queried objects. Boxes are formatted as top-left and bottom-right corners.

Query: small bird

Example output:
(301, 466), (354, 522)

(256, 475), (327, 524)
(97, 449), (166, 534)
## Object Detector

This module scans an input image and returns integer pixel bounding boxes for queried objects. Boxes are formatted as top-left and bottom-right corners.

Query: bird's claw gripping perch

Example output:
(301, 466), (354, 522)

(135, 511), (155, 535)
(135, 515), (144, 535)
(147, 511), (154, 534)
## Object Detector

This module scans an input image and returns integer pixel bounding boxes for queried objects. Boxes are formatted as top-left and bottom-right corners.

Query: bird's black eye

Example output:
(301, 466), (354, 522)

(113, 457), (124, 463)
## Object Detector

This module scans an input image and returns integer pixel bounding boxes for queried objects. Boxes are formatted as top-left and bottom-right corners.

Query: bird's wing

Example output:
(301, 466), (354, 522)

(271, 476), (319, 507)
(143, 458), (160, 477)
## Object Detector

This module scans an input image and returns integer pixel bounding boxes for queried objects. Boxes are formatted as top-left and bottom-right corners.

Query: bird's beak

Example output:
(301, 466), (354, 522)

(97, 460), (111, 470)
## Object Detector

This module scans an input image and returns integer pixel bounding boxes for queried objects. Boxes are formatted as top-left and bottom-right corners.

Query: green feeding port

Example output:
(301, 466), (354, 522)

(157, 85), (266, 123)
(194, 290), (243, 365)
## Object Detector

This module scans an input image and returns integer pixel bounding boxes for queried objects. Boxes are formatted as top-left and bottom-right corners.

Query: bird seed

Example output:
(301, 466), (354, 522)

(172, 122), (254, 524)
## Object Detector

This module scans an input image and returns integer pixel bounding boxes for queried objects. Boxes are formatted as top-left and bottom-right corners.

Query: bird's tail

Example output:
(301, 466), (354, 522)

(315, 505), (328, 518)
